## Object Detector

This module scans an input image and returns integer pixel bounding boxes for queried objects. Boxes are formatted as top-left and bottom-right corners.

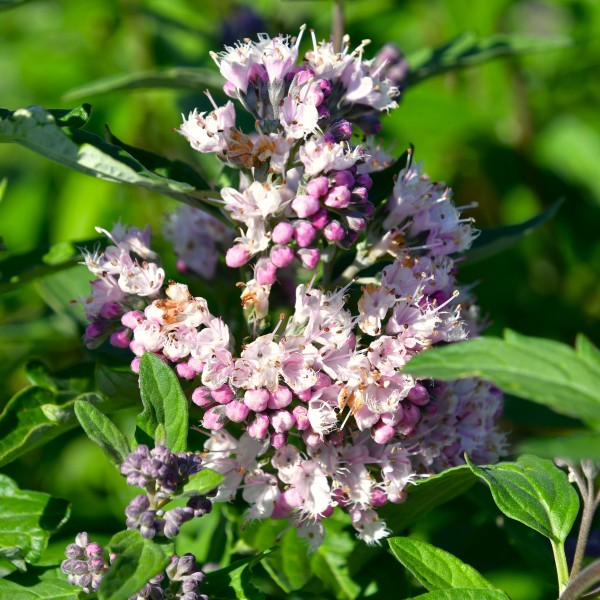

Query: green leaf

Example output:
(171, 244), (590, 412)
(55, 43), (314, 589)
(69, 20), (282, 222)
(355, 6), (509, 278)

(0, 577), (78, 599)
(64, 67), (223, 101)
(0, 475), (70, 568)
(466, 455), (579, 544)
(96, 363), (140, 406)
(262, 529), (313, 593)
(0, 387), (101, 467)
(517, 432), (600, 462)
(99, 530), (172, 600)
(379, 465), (476, 534)
(0, 105), (220, 215)
(403, 330), (600, 425)
(0, 237), (98, 294)
(465, 199), (563, 263)
(74, 400), (131, 467)
(407, 31), (572, 85)
(408, 590), (509, 600)
(203, 554), (268, 600)
(180, 469), (225, 496)
(388, 537), (497, 591)
(0, 0), (32, 10)
(136, 353), (189, 452)
(49, 104), (92, 129)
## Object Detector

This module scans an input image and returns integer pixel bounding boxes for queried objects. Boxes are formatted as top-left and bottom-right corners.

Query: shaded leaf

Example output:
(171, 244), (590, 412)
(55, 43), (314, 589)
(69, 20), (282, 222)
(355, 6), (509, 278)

(136, 353), (189, 452)
(408, 590), (509, 600)
(99, 530), (172, 600)
(466, 455), (579, 544)
(49, 104), (92, 129)
(465, 199), (563, 263)
(74, 400), (131, 467)
(95, 363), (140, 406)
(403, 330), (600, 425)
(379, 465), (476, 534)
(262, 529), (312, 593)
(0, 105), (220, 215)
(407, 31), (572, 85)
(369, 146), (411, 206)
(203, 553), (268, 600)
(0, 577), (78, 599)
(517, 432), (600, 462)
(64, 67), (223, 101)
(180, 469), (225, 496)
(388, 537), (496, 591)
(0, 0), (32, 10)
(0, 475), (70, 568)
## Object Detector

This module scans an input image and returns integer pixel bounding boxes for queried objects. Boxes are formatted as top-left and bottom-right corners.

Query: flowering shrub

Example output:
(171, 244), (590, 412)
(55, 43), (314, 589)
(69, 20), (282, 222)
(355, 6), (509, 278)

(1, 6), (599, 600)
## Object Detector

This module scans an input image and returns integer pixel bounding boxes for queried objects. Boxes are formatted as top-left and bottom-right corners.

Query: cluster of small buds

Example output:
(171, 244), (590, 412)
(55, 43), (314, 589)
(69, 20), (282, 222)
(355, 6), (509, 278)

(61, 532), (110, 593)
(120, 445), (212, 539)
(62, 534), (209, 600)
(80, 223), (164, 348)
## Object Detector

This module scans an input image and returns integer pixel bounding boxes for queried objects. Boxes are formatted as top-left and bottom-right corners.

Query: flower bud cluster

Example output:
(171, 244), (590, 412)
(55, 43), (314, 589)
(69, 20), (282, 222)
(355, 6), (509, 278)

(62, 534), (209, 599)
(120, 445), (212, 539)
(80, 223), (164, 348)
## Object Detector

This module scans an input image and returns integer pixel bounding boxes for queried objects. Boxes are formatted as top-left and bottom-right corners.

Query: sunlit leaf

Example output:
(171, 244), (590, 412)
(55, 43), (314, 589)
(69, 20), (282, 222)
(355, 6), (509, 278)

(203, 553), (269, 600)
(466, 455), (579, 544)
(180, 469), (225, 496)
(404, 330), (600, 425)
(388, 537), (498, 591)
(408, 590), (509, 600)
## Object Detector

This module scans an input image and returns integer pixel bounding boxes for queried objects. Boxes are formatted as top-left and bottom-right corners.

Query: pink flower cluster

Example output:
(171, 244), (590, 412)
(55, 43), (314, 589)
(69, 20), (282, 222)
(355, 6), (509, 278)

(80, 30), (507, 550)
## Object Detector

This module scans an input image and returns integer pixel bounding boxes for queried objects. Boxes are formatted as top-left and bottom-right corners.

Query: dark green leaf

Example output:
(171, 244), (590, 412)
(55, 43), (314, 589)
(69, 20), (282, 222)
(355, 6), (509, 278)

(203, 553), (268, 600)
(408, 590), (509, 600)
(0, 577), (78, 599)
(74, 400), (131, 467)
(388, 537), (497, 591)
(180, 469), (225, 496)
(467, 455), (579, 543)
(465, 199), (563, 263)
(407, 31), (572, 85)
(0, 0), (32, 10)
(0, 387), (101, 467)
(379, 465), (476, 534)
(49, 104), (92, 129)
(95, 363), (140, 406)
(0, 475), (70, 567)
(136, 353), (189, 452)
(262, 529), (312, 593)
(99, 530), (172, 600)
(0, 237), (98, 294)
(0, 105), (219, 215)
(64, 67), (223, 101)
(404, 330), (600, 425)
(24, 361), (95, 395)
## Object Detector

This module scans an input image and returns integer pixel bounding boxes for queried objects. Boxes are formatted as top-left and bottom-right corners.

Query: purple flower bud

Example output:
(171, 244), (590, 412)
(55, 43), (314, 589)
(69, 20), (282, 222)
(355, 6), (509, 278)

(354, 114), (382, 135)
(270, 245), (295, 268)
(192, 387), (212, 407)
(292, 405), (310, 430)
(167, 553), (199, 581)
(85, 543), (104, 559)
(244, 388), (270, 412)
(324, 186), (351, 209)
(187, 495), (212, 517)
(225, 400), (250, 422)
(302, 429), (323, 448)
(296, 388), (312, 402)
(202, 406), (227, 431)
(247, 413), (270, 439)
(255, 259), (277, 285)
(65, 544), (84, 559)
(109, 329), (131, 349)
(85, 322), (105, 339)
(88, 557), (107, 574)
(345, 212), (367, 232)
(292, 194), (320, 218)
(295, 68), (314, 86)
(370, 488), (387, 507)
(61, 558), (88, 575)
(270, 432), (287, 449)
(164, 507), (194, 538)
(310, 207), (330, 230)
(293, 221), (316, 247)
(328, 119), (353, 142)
(398, 402), (421, 435)
(355, 173), (372, 190)
(99, 302), (122, 320)
(351, 186), (369, 204)
(317, 106), (330, 119)
(324, 220), (346, 242)
(177, 361), (197, 380)
(407, 383), (430, 406)
(225, 245), (250, 268)
(317, 78), (332, 96)
(297, 248), (320, 270)
(272, 222), (294, 244)
(306, 176), (329, 198)
(211, 385), (234, 404)
(131, 357), (141, 373)
(425, 399), (438, 414)
(330, 170), (355, 188)
(268, 386), (292, 409)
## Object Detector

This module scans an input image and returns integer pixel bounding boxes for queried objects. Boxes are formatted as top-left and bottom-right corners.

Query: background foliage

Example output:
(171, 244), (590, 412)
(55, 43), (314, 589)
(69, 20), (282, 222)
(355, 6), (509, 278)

(1, 0), (600, 598)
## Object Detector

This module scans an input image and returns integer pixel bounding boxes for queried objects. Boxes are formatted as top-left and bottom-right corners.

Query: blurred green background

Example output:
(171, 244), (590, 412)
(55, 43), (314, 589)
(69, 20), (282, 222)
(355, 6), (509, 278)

(1, 0), (599, 598)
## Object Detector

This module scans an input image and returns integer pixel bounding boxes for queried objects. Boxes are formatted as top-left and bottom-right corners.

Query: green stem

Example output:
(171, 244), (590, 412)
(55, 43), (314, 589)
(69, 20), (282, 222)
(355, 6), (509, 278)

(560, 559), (600, 600)
(571, 484), (596, 579)
(553, 540), (571, 594)
(332, 0), (345, 52)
